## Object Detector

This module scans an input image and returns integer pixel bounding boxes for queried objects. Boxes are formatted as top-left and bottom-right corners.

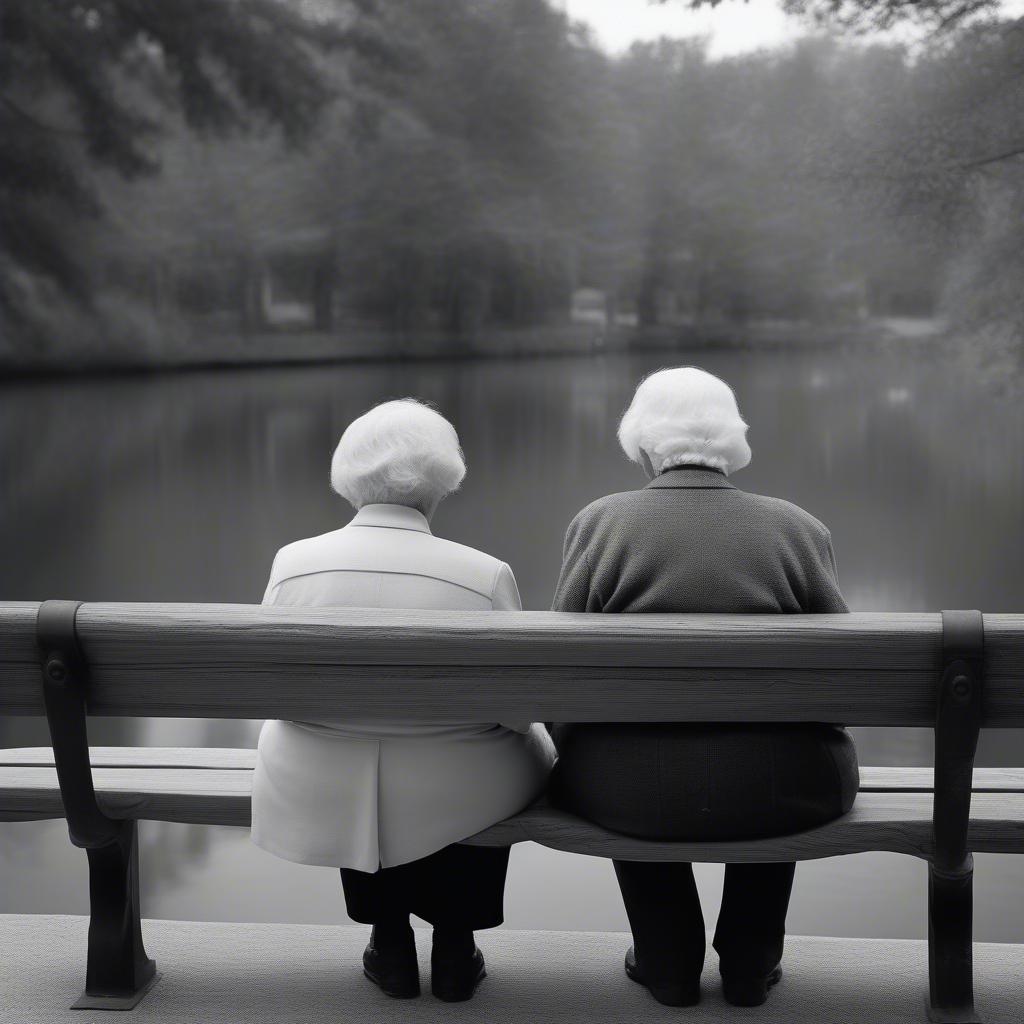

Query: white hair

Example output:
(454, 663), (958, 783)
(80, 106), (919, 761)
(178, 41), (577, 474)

(617, 367), (752, 476)
(330, 399), (466, 510)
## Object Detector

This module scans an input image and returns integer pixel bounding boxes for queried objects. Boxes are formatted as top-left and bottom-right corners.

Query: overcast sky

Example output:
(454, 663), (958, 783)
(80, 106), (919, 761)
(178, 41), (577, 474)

(561, 0), (1024, 58)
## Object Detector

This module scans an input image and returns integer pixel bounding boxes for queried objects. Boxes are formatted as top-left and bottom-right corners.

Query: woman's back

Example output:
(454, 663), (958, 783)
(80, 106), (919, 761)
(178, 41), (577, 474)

(253, 504), (552, 873)
(265, 503), (516, 613)
(253, 396), (555, 1003)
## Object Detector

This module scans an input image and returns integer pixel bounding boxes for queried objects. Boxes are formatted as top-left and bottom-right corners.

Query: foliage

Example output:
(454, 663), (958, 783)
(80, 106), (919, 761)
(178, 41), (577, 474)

(779, 0), (1001, 32)
(682, 0), (1002, 32)
(6, 0), (1024, 360)
(0, 0), (388, 338)
(331, 0), (616, 331)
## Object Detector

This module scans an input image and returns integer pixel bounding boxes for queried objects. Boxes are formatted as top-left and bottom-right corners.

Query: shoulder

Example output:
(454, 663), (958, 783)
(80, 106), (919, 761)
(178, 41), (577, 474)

(738, 490), (832, 542)
(428, 533), (505, 575)
(566, 490), (644, 534)
(263, 529), (346, 598)
(269, 526), (508, 601)
(416, 533), (512, 600)
(270, 528), (346, 573)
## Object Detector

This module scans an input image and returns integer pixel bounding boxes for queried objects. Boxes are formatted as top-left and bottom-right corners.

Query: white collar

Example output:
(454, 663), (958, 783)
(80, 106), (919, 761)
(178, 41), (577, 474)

(349, 503), (432, 534)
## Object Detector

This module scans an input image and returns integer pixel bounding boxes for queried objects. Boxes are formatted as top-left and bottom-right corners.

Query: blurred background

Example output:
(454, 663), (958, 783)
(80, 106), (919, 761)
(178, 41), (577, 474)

(2, 0), (1024, 941)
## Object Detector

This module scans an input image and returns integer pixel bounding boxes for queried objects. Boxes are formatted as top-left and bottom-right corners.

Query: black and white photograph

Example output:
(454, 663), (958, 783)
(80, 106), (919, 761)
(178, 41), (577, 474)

(2, 1), (1024, 1021)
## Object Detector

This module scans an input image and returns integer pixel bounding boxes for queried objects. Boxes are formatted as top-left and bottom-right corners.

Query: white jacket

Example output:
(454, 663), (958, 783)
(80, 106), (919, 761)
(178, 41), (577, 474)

(251, 503), (556, 871)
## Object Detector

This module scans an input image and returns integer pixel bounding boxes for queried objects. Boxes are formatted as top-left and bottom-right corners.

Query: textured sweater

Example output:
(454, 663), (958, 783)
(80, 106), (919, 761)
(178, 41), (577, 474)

(551, 466), (848, 616)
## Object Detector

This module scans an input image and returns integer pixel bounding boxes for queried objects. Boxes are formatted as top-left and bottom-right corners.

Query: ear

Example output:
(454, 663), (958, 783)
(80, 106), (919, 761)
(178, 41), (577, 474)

(638, 449), (656, 480)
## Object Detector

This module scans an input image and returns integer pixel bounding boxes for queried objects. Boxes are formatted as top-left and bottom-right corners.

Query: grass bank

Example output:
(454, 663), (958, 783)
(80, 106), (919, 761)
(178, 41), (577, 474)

(0, 318), (945, 379)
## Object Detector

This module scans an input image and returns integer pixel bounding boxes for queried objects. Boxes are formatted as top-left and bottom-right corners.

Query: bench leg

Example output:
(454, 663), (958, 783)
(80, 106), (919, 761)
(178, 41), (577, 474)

(73, 820), (160, 1010)
(926, 860), (981, 1023)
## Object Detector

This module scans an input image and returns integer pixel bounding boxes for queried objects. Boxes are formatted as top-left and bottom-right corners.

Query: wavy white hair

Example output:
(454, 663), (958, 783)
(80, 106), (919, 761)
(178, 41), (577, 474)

(330, 398), (466, 510)
(617, 367), (751, 476)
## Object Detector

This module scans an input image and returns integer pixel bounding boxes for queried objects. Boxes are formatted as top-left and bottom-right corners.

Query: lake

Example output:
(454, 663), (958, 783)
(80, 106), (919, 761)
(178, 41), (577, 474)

(2, 343), (1023, 941)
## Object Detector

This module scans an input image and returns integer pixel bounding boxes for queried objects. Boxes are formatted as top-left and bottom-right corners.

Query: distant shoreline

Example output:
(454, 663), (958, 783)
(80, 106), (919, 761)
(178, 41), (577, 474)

(0, 318), (945, 381)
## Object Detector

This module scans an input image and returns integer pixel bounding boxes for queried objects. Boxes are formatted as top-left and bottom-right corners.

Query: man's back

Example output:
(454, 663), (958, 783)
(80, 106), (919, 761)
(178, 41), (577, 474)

(552, 467), (847, 615)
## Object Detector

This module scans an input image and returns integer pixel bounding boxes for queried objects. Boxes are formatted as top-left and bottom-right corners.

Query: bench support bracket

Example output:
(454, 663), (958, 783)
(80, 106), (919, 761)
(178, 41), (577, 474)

(927, 610), (984, 1024)
(37, 600), (159, 1010)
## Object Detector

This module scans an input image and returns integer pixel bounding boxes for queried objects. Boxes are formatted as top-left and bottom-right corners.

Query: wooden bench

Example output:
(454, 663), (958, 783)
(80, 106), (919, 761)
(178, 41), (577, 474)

(2, 601), (1023, 1021)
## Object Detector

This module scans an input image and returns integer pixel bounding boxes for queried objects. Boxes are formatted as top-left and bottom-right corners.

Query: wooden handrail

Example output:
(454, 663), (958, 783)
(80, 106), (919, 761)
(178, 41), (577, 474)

(2, 602), (1023, 725)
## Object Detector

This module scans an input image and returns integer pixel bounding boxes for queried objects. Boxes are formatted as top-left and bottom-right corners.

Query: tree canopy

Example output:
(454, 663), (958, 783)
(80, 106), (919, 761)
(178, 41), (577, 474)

(683, 0), (1002, 32)
(4, 0), (1024, 364)
(0, 0), (395, 335)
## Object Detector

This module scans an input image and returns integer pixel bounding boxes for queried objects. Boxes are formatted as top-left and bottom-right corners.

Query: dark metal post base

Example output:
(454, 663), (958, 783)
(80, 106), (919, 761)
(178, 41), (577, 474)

(77, 820), (158, 1009)
(926, 862), (982, 1024)
(72, 971), (162, 1011)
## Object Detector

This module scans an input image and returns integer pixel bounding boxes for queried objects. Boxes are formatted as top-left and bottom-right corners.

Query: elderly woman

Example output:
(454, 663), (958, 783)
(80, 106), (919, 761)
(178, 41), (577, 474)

(252, 398), (554, 1002)
(549, 367), (858, 1009)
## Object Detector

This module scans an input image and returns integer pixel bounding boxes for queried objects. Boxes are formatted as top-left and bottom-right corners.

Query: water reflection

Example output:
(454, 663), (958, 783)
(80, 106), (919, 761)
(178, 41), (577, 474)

(2, 345), (1023, 937)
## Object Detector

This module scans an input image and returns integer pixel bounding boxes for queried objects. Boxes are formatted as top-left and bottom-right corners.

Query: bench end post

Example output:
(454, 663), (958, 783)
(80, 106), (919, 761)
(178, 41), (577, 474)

(37, 600), (158, 1009)
(927, 610), (985, 1023)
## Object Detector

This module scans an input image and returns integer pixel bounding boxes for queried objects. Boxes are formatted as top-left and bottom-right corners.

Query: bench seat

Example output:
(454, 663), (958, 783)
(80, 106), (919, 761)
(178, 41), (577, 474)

(3, 747), (1023, 861)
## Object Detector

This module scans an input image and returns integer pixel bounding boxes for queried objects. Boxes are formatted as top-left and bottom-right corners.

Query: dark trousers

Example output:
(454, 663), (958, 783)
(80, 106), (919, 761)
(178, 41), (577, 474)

(340, 843), (511, 930)
(549, 723), (859, 841)
(548, 724), (849, 984)
(614, 859), (796, 982)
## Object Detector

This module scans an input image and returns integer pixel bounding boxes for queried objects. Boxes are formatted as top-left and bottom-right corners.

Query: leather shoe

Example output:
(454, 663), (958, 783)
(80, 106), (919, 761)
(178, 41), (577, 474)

(362, 931), (420, 999)
(721, 964), (783, 1007)
(624, 946), (700, 1007)
(431, 946), (486, 1002)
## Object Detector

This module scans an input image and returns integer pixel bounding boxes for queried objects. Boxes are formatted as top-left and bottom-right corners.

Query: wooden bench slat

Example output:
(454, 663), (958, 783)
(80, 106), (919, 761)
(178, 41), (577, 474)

(859, 767), (1024, 792)
(3, 749), (1023, 792)
(32, 604), (1024, 675)
(0, 747), (256, 770)
(6, 605), (949, 670)
(1, 667), (975, 726)
(463, 793), (1024, 861)
(3, 604), (1024, 725)
(1, 665), (1022, 726)
(3, 757), (1023, 859)
(0, 766), (252, 825)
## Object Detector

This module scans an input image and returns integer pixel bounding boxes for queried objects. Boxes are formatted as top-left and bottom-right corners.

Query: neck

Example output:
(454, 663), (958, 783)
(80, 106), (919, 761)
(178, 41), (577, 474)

(659, 463), (725, 476)
(370, 499), (437, 522)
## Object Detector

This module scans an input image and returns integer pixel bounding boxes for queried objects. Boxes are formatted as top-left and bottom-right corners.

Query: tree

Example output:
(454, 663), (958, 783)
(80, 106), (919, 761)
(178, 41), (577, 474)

(0, 0), (389, 341)
(320, 0), (615, 334)
(780, 0), (1001, 32)
(680, 0), (1001, 32)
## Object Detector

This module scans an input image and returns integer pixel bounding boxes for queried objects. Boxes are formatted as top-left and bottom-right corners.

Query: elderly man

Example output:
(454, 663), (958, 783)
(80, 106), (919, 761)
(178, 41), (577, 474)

(252, 398), (554, 1002)
(549, 367), (858, 1009)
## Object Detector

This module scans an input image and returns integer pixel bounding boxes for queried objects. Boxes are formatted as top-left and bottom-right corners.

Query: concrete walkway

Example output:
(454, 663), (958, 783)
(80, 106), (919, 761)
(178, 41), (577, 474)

(0, 915), (1021, 1023)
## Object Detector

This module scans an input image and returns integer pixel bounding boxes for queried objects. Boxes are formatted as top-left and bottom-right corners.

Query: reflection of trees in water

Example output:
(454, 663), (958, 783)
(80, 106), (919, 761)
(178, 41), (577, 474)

(0, 717), (259, 752)
(1, 367), (413, 602)
(0, 716), (259, 877)
(137, 717), (260, 749)
(139, 821), (215, 898)
(0, 821), (60, 864)
(0, 718), (52, 750)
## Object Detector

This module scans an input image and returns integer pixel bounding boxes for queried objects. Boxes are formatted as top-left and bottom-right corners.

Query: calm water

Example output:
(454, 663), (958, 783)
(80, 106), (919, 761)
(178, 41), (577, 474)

(2, 344), (1024, 941)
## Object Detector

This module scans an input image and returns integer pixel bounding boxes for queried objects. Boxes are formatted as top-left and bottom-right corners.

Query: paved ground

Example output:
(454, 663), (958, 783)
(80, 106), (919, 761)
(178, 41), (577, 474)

(0, 915), (1020, 1023)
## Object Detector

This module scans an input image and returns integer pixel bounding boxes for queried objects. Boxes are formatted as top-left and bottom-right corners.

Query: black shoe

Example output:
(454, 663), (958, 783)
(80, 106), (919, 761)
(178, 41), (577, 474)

(624, 946), (700, 1007)
(431, 946), (486, 1002)
(721, 964), (783, 1007)
(362, 931), (420, 999)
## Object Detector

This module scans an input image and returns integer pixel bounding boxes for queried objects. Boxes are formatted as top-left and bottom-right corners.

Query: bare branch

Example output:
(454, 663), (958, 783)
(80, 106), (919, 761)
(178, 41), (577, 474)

(961, 143), (1024, 169)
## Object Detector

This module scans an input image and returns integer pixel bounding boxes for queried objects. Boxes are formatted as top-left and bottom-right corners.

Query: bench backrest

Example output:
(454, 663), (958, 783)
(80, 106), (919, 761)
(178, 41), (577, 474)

(2, 602), (1022, 726)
